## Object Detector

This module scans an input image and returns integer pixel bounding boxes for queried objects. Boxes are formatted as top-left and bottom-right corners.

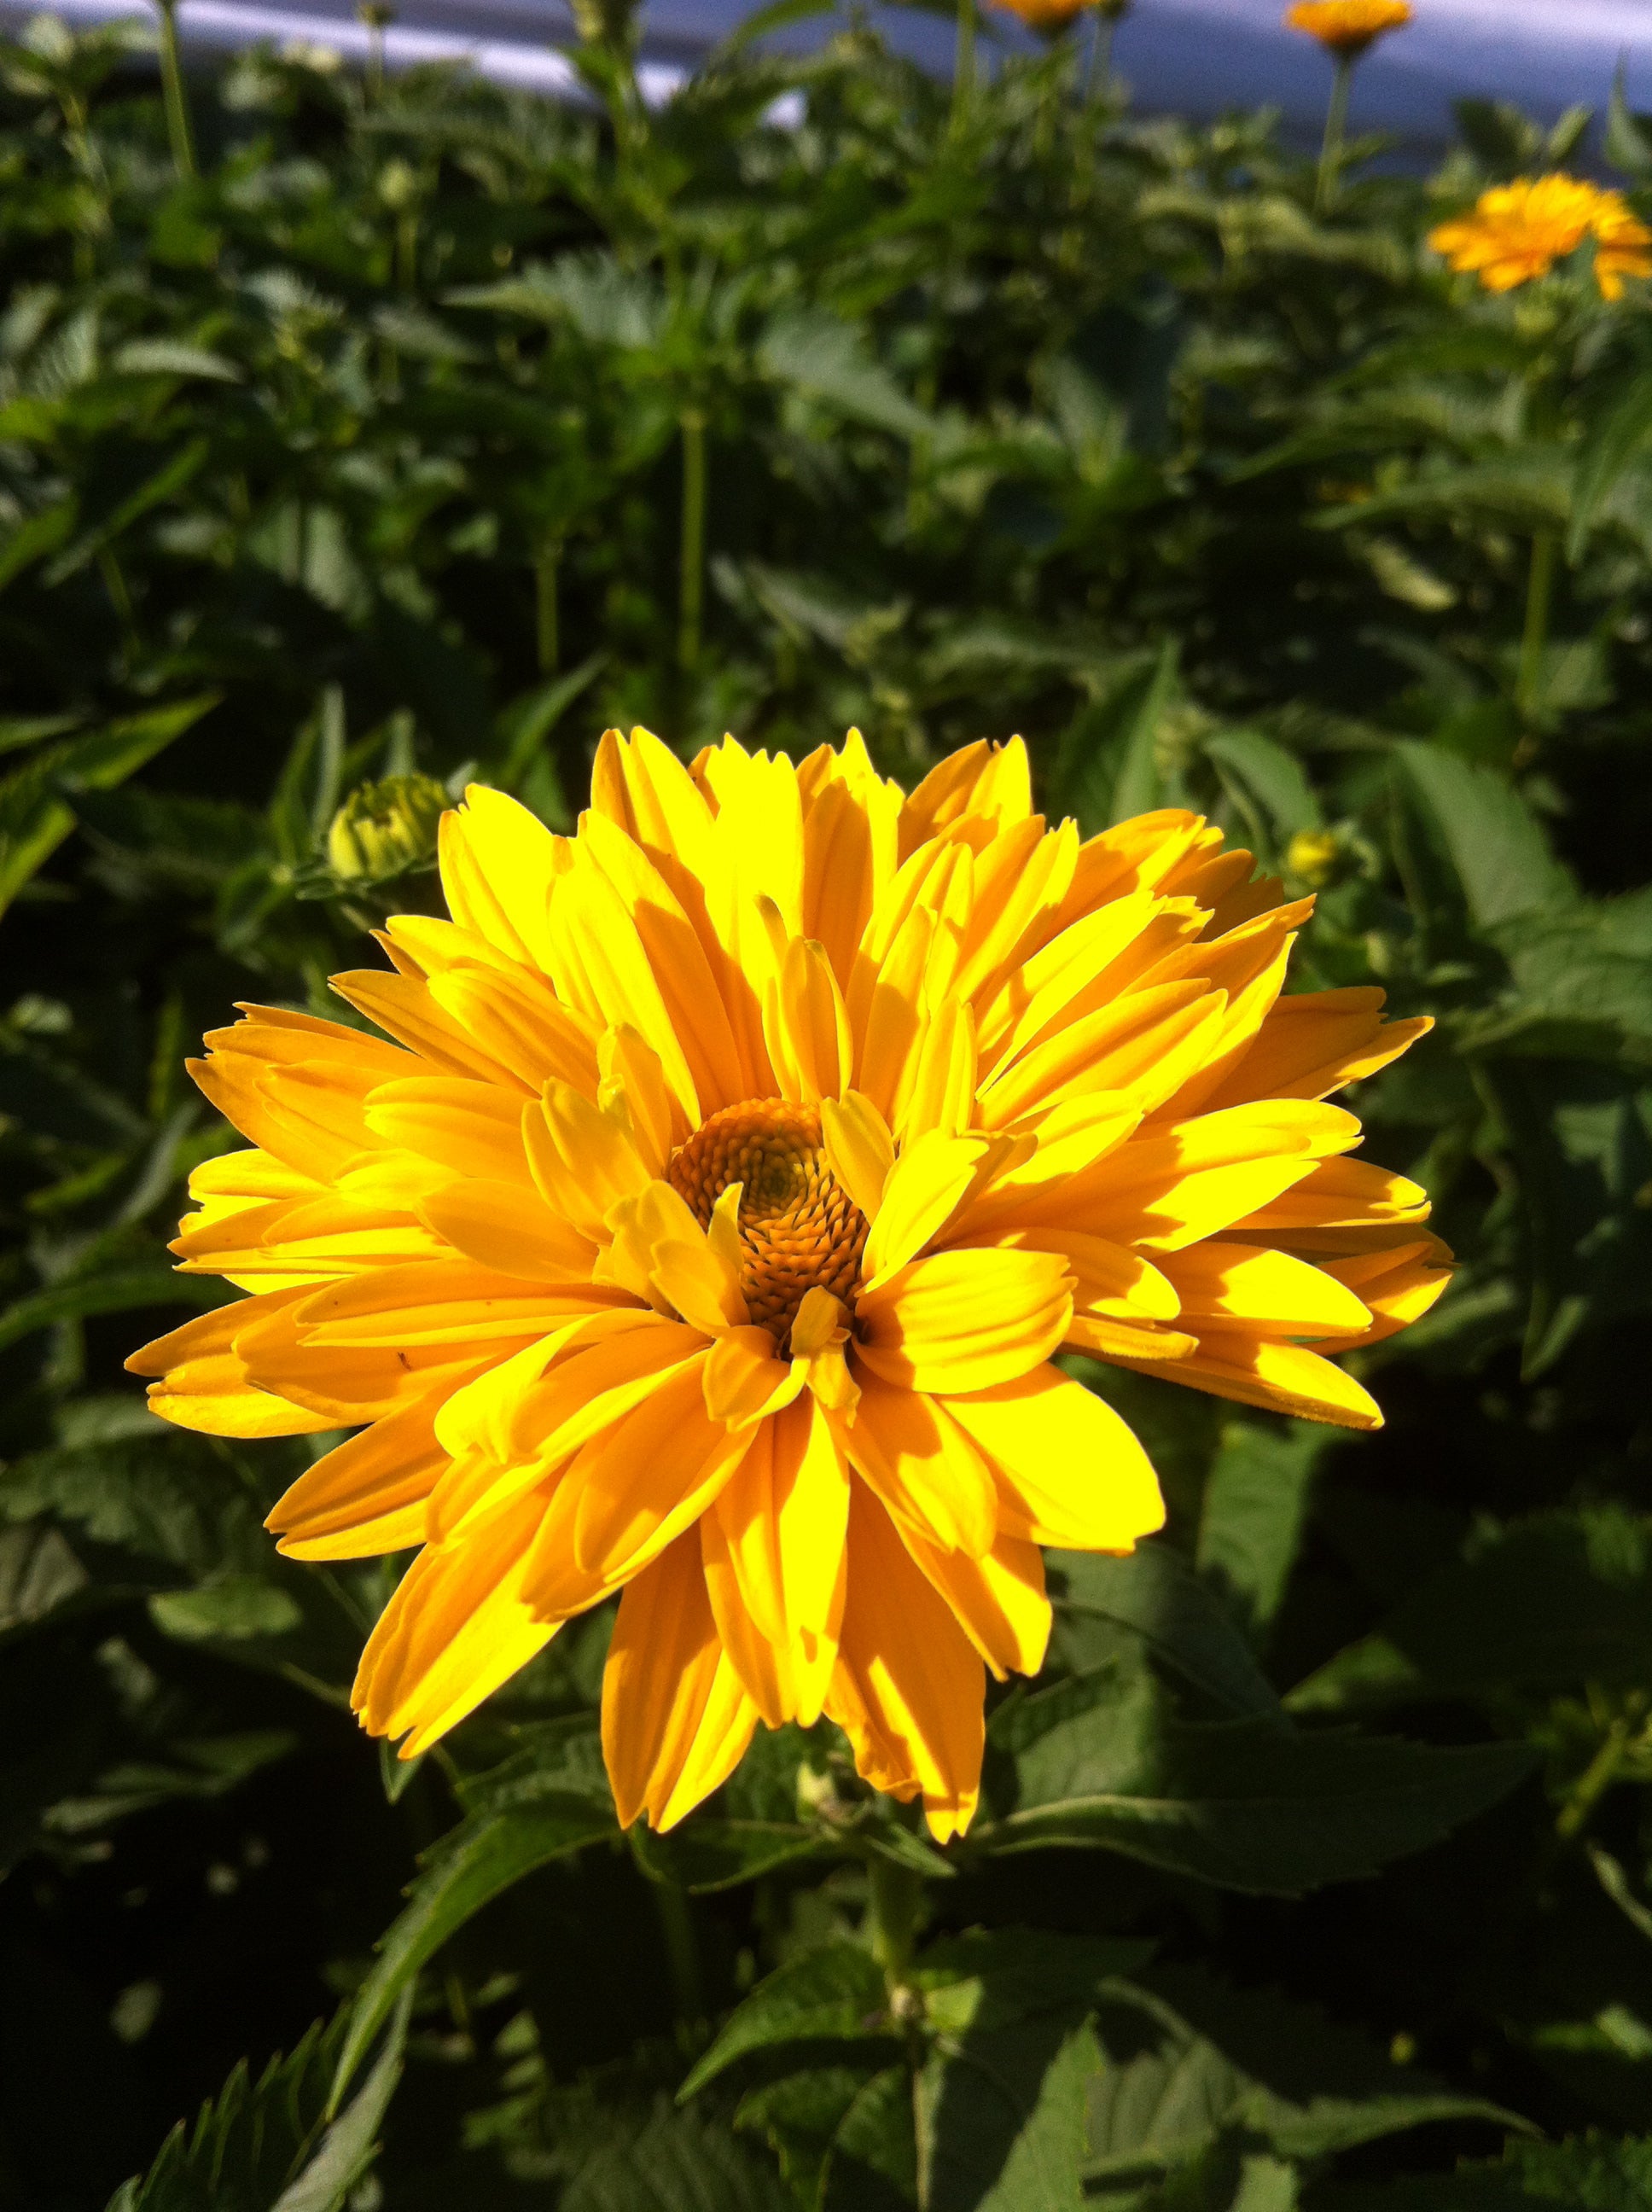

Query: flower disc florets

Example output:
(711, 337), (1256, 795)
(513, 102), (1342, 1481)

(667, 1099), (869, 1345)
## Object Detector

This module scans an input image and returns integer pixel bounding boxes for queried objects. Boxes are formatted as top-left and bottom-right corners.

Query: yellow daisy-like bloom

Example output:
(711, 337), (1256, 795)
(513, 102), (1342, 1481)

(1429, 175), (1652, 301)
(1285, 0), (1411, 55)
(129, 732), (1451, 1841)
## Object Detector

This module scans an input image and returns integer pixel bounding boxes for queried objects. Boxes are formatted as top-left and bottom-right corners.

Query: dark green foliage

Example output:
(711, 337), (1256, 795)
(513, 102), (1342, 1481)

(0, 10), (1650, 2208)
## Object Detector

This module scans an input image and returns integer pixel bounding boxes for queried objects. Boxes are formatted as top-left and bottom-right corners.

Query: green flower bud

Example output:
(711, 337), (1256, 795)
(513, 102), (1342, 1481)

(327, 773), (446, 883)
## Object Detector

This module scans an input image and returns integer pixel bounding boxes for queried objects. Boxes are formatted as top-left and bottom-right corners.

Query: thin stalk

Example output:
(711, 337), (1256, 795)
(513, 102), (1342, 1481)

(1556, 1696), (1648, 1845)
(1518, 530), (1557, 726)
(950, 0), (976, 136)
(154, 0), (196, 181)
(866, 1855), (923, 1991)
(1084, 13), (1116, 104)
(1314, 51), (1352, 217)
(535, 539), (561, 674)
(650, 1877), (702, 2022)
(677, 408), (707, 675)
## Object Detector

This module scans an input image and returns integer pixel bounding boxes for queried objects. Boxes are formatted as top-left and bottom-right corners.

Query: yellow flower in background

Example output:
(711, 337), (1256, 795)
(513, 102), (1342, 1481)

(1285, 0), (1411, 56)
(129, 733), (1450, 1841)
(1429, 175), (1652, 300)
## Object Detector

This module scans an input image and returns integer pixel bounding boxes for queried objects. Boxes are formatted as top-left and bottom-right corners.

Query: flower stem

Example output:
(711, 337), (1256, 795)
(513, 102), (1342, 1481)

(1084, 15), (1115, 103)
(535, 539), (561, 674)
(678, 407), (707, 675)
(154, 0), (196, 179)
(1315, 52), (1352, 216)
(1518, 529), (1556, 726)
(650, 1877), (702, 2021)
(866, 1854), (923, 1990)
(950, 0), (976, 136)
(1556, 1694), (1649, 1844)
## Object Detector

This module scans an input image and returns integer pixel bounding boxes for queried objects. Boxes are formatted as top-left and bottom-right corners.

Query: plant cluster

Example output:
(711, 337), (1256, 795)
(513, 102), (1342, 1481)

(2, 11), (1652, 2209)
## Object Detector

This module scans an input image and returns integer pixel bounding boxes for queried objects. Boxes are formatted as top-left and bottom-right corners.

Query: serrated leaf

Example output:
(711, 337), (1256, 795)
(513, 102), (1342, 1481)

(1288, 1510), (1652, 1714)
(1396, 743), (1572, 933)
(329, 1798), (615, 2109)
(978, 1664), (1533, 1892)
(561, 2103), (793, 2212)
(678, 1944), (894, 2102)
(1195, 1421), (1333, 1646)
(1322, 2131), (1652, 2209)
(107, 1996), (408, 2212)
(1048, 1546), (1283, 1720)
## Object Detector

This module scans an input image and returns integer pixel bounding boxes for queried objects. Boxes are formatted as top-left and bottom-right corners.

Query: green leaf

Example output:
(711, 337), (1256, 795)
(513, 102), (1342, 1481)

(0, 693), (218, 917)
(1195, 1421), (1333, 1647)
(631, 1817), (824, 1893)
(759, 310), (932, 440)
(0, 1266), (222, 1354)
(1048, 1546), (1283, 1720)
(1085, 1964), (1519, 2182)
(1322, 2132), (1652, 2209)
(561, 2104), (793, 2212)
(107, 1996), (408, 2212)
(1396, 742), (1572, 932)
(1288, 1510), (1652, 1715)
(1203, 731), (1319, 851)
(329, 1798), (615, 2110)
(977, 1663), (1533, 1892)
(678, 1943), (894, 2102)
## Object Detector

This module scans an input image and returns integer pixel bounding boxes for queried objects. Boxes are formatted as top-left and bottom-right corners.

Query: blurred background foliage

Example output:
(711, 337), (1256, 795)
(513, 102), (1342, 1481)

(2, 9), (1652, 2208)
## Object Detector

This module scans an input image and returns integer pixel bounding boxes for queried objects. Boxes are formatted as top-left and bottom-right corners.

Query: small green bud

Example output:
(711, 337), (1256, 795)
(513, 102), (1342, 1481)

(327, 772), (446, 883)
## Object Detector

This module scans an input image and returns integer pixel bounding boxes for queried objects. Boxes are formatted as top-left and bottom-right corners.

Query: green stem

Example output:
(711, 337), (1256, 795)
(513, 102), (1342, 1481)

(677, 408), (707, 676)
(1314, 52), (1352, 216)
(950, 0), (976, 136)
(535, 539), (561, 674)
(1084, 15), (1115, 103)
(1518, 529), (1557, 726)
(1556, 1698), (1646, 1844)
(866, 1856), (923, 1991)
(154, 0), (196, 180)
(651, 1877), (702, 2022)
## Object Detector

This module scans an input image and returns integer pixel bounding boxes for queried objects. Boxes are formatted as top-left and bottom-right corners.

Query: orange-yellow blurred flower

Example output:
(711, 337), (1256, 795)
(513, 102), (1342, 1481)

(1429, 174), (1652, 300)
(130, 733), (1449, 1842)
(1286, 0), (1411, 55)
(990, 0), (1126, 31)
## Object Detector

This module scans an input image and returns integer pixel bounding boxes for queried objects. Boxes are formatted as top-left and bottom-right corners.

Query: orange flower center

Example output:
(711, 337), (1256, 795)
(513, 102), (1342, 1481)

(667, 1098), (869, 1343)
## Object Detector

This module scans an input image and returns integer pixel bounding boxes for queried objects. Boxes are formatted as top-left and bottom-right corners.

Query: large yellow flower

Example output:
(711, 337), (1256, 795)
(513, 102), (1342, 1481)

(1284, 0), (1411, 55)
(1429, 176), (1652, 301)
(129, 732), (1450, 1840)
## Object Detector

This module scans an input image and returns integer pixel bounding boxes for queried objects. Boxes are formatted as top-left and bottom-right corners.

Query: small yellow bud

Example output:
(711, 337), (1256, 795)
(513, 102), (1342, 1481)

(1286, 829), (1342, 888)
(327, 773), (446, 883)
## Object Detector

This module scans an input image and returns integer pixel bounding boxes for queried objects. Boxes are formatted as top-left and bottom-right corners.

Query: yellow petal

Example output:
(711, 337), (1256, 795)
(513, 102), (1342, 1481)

(863, 1130), (996, 1286)
(437, 786), (560, 973)
(294, 1261), (617, 1348)
(601, 1528), (759, 1830)
(126, 1290), (341, 1437)
(331, 969), (531, 1091)
(706, 1397), (849, 1725)
(897, 1528), (1051, 1680)
(365, 1076), (533, 1185)
(841, 1372), (998, 1557)
(353, 1487), (557, 1755)
(1159, 1241), (1372, 1339)
(765, 936), (852, 1105)
(418, 1179), (598, 1283)
(942, 1365), (1166, 1551)
(525, 1080), (653, 1244)
(270, 1390), (451, 1557)
(825, 1483), (985, 1841)
(897, 998), (978, 1145)
(856, 1247), (1072, 1394)
(820, 1090), (896, 1220)
(1118, 1333), (1383, 1431)
(703, 1328), (805, 1427)
(899, 736), (1032, 858)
